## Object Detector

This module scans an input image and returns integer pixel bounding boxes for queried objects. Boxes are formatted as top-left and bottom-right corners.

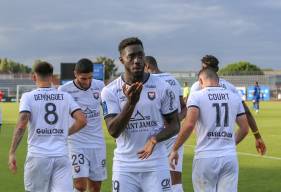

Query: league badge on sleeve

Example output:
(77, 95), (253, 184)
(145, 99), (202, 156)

(148, 91), (156, 100)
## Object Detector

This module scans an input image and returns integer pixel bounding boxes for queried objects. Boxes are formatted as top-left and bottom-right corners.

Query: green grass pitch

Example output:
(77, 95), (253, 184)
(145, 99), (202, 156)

(0, 102), (280, 192)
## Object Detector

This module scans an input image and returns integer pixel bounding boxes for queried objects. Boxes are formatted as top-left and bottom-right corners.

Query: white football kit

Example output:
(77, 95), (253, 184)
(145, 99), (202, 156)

(152, 73), (184, 172)
(58, 79), (107, 181)
(20, 87), (80, 192)
(187, 86), (245, 192)
(101, 74), (177, 192)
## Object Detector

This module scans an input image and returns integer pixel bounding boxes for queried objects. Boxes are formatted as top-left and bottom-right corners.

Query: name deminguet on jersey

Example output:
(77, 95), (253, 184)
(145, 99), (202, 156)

(34, 93), (64, 101)
(208, 93), (229, 101)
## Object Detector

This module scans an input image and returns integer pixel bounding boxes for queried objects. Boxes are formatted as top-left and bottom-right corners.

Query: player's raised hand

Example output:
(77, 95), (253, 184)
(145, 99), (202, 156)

(8, 153), (17, 174)
(137, 137), (156, 160)
(169, 150), (179, 170)
(123, 82), (143, 105)
(256, 138), (266, 155)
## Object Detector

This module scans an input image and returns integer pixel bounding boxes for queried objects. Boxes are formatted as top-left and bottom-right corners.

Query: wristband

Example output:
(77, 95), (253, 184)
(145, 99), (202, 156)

(252, 130), (259, 135)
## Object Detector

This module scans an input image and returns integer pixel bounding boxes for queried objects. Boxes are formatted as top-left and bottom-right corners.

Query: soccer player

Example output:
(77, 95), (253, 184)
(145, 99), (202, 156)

(144, 55), (186, 192)
(253, 81), (261, 113)
(8, 61), (87, 192)
(101, 37), (180, 192)
(170, 68), (249, 192)
(59, 58), (107, 192)
(190, 55), (266, 155)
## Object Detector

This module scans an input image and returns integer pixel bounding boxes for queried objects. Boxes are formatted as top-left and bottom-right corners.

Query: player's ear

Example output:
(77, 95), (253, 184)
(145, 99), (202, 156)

(74, 70), (78, 78)
(199, 77), (203, 88)
(31, 73), (36, 82)
(119, 56), (124, 64)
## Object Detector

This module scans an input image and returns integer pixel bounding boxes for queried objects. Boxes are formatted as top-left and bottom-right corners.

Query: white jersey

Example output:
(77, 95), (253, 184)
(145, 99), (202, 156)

(152, 73), (182, 113)
(187, 86), (245, 159)
(190, 78), (240, 97)
(58, 79), (105, 148)
(101, 74), (177, 172)
(20, 87), (80, 157)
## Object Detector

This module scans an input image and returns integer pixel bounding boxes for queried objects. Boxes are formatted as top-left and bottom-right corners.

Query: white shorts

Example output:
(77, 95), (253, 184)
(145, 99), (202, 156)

(165, 137), (184, 172)
(192, 155), (238, 192)
(112, 170), (172, 192)
(24, 155), (72, 192)
(70, 147), (107, 181)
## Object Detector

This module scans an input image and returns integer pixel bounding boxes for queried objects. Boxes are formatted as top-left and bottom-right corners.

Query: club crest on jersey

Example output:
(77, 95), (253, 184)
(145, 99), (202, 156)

(74, 165), (80, 173)
(148, 91), (156, 100)
(93, 92), (99, 99)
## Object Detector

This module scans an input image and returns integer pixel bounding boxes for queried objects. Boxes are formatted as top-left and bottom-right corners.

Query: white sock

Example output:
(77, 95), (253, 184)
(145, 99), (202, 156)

(172, 184), (184, 192)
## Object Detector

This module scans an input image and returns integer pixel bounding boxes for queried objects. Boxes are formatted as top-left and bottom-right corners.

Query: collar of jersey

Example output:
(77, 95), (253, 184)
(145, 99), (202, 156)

(204, 86), (223, 90)
(121, 73), (150, 85)
(37, 87), (54, 91)
(73, 80), (91, 91)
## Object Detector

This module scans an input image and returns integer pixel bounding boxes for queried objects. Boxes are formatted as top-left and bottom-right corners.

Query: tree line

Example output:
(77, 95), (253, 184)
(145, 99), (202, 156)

(0, 58), (31, 73)
(0, 57), (265, 79)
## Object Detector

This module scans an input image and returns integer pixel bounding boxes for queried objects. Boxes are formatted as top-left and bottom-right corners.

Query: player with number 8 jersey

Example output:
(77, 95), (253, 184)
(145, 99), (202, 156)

(8, 61), (87, 192)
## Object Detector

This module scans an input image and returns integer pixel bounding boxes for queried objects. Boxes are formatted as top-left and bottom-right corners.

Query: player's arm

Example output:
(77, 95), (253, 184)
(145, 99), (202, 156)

(105, 83), (143, 138)
(169, 106), (199, 169)
(178, 96), (187, 121)
(68, 109), (87, 136)
(8, 112), (30, 174)
(138, 110), (180, 160)
(242, 101), (266, 155)
(235, 113), (249, 145)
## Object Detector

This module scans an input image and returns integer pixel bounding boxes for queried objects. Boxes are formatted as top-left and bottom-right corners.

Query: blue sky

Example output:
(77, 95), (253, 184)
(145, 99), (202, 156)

(0, 0), (280, 73)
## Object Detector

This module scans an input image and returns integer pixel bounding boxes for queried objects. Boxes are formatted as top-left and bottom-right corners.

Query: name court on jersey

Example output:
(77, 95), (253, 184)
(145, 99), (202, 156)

(34, 93), (64, 101)
(208, 93), (229, 101)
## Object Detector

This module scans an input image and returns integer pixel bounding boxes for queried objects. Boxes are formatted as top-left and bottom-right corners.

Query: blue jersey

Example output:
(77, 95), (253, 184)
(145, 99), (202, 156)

(253, 86), (261, 100)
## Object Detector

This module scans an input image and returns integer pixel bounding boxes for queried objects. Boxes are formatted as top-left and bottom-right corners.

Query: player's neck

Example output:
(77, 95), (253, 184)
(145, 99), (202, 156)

(36, 81), (52, 88)
(204, 81), (219, 87)
(123, 72), (149, 84)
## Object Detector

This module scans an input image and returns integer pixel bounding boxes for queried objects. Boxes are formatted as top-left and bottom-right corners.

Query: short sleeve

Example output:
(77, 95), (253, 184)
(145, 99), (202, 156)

(236, 97), (245, 117)
(175, 80), (183, 96)
(101, 87), (120, 118)
(190, 81), (200, 95)
(160, 86), (178, 115)
(19, 93), (31, 113)
(65, 93), (81, 116)
(187, 92), (200, 109)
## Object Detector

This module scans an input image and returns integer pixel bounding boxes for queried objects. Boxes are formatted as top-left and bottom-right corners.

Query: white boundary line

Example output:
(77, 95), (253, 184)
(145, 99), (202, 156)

(183, 144), (281, 161)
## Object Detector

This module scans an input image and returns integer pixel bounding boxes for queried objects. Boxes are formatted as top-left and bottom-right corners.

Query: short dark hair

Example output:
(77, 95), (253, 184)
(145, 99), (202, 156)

(144, 56), (158, 68)
(201, 55), (219, 72)
(33, 61), (53, 77)
(75, 58), (93, 73)
(118, 37), (143, 54)
(198, 67), (219, 82)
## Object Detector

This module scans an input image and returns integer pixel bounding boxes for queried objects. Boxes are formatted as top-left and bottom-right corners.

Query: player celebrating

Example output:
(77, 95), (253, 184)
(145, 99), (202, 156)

(190, 55), (266, 155)
(101, 37), (180, 192)
(8, 61), (86, 192)
(170, 68), (249, 192)
(144, 55), (186, 192)
(59, 58), (107, 192)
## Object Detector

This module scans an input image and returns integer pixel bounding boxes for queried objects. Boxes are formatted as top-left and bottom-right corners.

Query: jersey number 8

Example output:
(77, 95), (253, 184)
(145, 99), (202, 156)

(44, 103), (58, 125)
